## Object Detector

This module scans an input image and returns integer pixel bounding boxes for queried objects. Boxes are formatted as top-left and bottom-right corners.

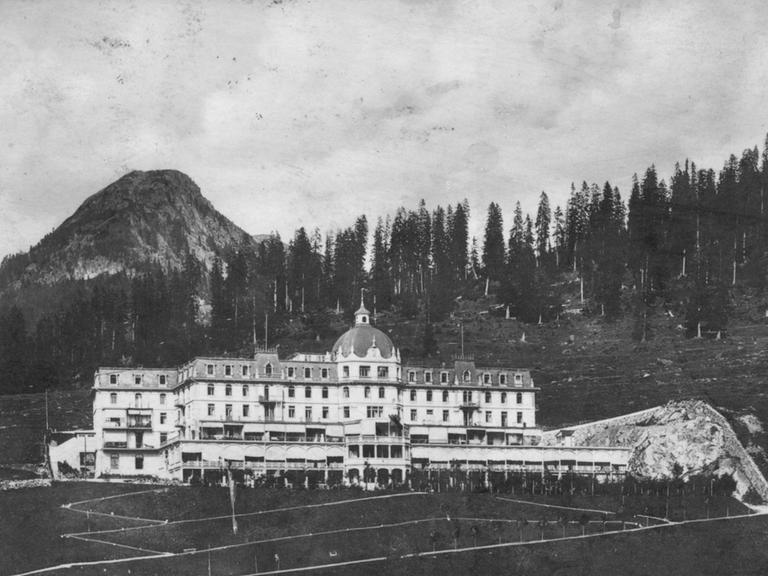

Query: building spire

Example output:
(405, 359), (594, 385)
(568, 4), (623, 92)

(354, 288), (370, 325)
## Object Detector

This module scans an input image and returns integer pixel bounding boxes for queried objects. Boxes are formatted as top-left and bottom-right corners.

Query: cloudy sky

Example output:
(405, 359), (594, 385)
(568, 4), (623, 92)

(1, 0), (768, 259)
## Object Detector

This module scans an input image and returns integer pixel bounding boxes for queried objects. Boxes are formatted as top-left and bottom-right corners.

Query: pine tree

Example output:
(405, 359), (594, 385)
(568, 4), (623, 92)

(534, 192), (551, 266)
(482, 202), (506, 283)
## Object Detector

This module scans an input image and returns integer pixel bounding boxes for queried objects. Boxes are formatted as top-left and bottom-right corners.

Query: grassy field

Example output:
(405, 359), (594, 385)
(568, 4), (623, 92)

(0, 482), (756, 576)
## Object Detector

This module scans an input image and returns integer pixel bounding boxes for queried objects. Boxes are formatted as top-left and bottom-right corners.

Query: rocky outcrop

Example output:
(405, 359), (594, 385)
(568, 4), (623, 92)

(0, 170), (262, 290)
(542, 400), (768, 501)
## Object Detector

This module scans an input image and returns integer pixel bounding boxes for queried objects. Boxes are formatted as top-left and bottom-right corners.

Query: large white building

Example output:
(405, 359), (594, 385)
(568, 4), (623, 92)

(51, 300), (630, 485)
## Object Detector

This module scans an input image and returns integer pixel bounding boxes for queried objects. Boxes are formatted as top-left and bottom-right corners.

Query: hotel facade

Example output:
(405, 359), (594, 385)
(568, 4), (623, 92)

(50, 301), (630, 485)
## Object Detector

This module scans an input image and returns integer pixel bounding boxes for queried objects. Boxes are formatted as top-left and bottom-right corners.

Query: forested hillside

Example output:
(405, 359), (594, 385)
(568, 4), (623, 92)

(2, 137), (768, 393)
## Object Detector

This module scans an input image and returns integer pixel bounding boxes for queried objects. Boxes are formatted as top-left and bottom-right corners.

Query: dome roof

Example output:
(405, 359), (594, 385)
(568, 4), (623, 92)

(332, 324), (395, 359)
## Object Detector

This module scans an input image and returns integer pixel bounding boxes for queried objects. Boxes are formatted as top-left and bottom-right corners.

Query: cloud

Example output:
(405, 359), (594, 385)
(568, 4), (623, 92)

(1, 0), (768, 256)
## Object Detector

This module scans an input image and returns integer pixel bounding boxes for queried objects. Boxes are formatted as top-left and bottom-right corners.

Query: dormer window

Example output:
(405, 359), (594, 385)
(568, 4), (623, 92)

(483, 373), (491, 385)
(514, 373), (523, 385)
(408, 371), (416, 382)
(225, 365), (232, 377)
(463, 370), (471, 382)
(265, 363), (272, 377)
(109, 374), (118, 385)
(304, 367), (311, 378)
(440, 372), (448, 384)
(206, 364), (214, 376)
(425, 371), (432, 383)
(500, 373), (507, 385)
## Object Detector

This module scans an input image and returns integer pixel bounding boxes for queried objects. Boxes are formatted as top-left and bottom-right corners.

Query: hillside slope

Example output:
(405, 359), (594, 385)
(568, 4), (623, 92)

(0, 170), (258, 290)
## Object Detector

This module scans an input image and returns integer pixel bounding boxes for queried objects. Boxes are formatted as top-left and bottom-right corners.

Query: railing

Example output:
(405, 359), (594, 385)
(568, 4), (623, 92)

(104, 441), (127, 448)
(127, 421), (152, 429)
(345, 435), (408, 444)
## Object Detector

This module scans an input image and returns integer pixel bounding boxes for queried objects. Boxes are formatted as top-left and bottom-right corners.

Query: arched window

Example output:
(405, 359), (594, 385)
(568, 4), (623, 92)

(134, 393), (142, 404)
(322, 386), (329, 399)
(343, 386), (350, 398)
(364, 386), (371, 398)
(516, 392), (523, 404)
(265, 363), (272, 376)
(463, 370), (471, 382)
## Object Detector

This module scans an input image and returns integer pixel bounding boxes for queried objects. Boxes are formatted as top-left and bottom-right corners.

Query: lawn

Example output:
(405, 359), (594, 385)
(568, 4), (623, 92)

(0, 481), (757, 576)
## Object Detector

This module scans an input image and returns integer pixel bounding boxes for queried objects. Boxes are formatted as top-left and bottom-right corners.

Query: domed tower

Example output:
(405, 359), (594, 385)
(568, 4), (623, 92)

(332, 296), (400, 382)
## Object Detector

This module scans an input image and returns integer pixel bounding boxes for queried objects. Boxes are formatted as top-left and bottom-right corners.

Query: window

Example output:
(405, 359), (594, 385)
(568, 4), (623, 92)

(442, 390), (448, 402)
(207, 364), (214, 376)
(440, 371), (448, 384)
(343, 406), (350, 418)
(305, 407), (312, 421)
(364, 386), (371, 398)
(134, 393), (142, 404)
(288, 406), (295, 418)
(321, 368), (329, 379)
(443, 410), (449, 422)
(517, 411), (523, 424)
(343, 386), (350, 398)
(207, 384), (214, 396)
(135, 456), (144, 470)
(135, 375), (142, 386)
(225, 404), (233, 418)
(463, 370), (471, 382)
(304, 367), (311, 378)
(483, 373), (491, 385)
(207, 404), (215, 416)
(243, 404), (249, 417)
(500, 374), (507, 385)
(360, 365), (371, 378)
(158, 374), (166, 386)
(378, 387), (385, 399)
(410, 409), (417, 421)
(343, 366), (350, 378)
(242, 365), (249, 377)
(462, 390), (472, 403)
(501, 392), (507, 403)
(110, 393), (117, 405)
(378, 366), (389, 378)
(322, 406), (329, 419)
(516, 392), (523, 404)
(109, 374), (118, 385)
(426, 390), (433, 402)
(160, 393), (166, 405)
(410, 390), (416, 401)
(485, 392), (492, 403)
(265, 363), (272, 376)
(515, 373), (522, 384)
(322, 386), (329, 399)
(485, 411), (492, 423)
(425, 371), (432, 383)
(288, 385), (295, 398)
(225, 384), (232, 396)
(160, 432), (167, 444)
(225, 365), (232, 377)
(240, 385), (248, 397)
(426, 409), (434, 420)
(305, 386), (312, 398)
(110, 454), (119, 469)
(287, 367), (295, 378)
(366, 406), (383, 418)
(160, 412), (167, 424)
(408, 371), (415, 382)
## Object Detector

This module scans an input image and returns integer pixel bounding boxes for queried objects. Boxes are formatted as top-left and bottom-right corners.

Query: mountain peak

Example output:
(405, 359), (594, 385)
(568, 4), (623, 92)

(0, 170), (259, 289)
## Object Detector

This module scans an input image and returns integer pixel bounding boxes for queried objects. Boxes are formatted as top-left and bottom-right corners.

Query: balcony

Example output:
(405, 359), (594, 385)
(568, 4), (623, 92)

(127, 421), (152, 429)
(258, 395), (280, 404)
(459, 402), (480, 410)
